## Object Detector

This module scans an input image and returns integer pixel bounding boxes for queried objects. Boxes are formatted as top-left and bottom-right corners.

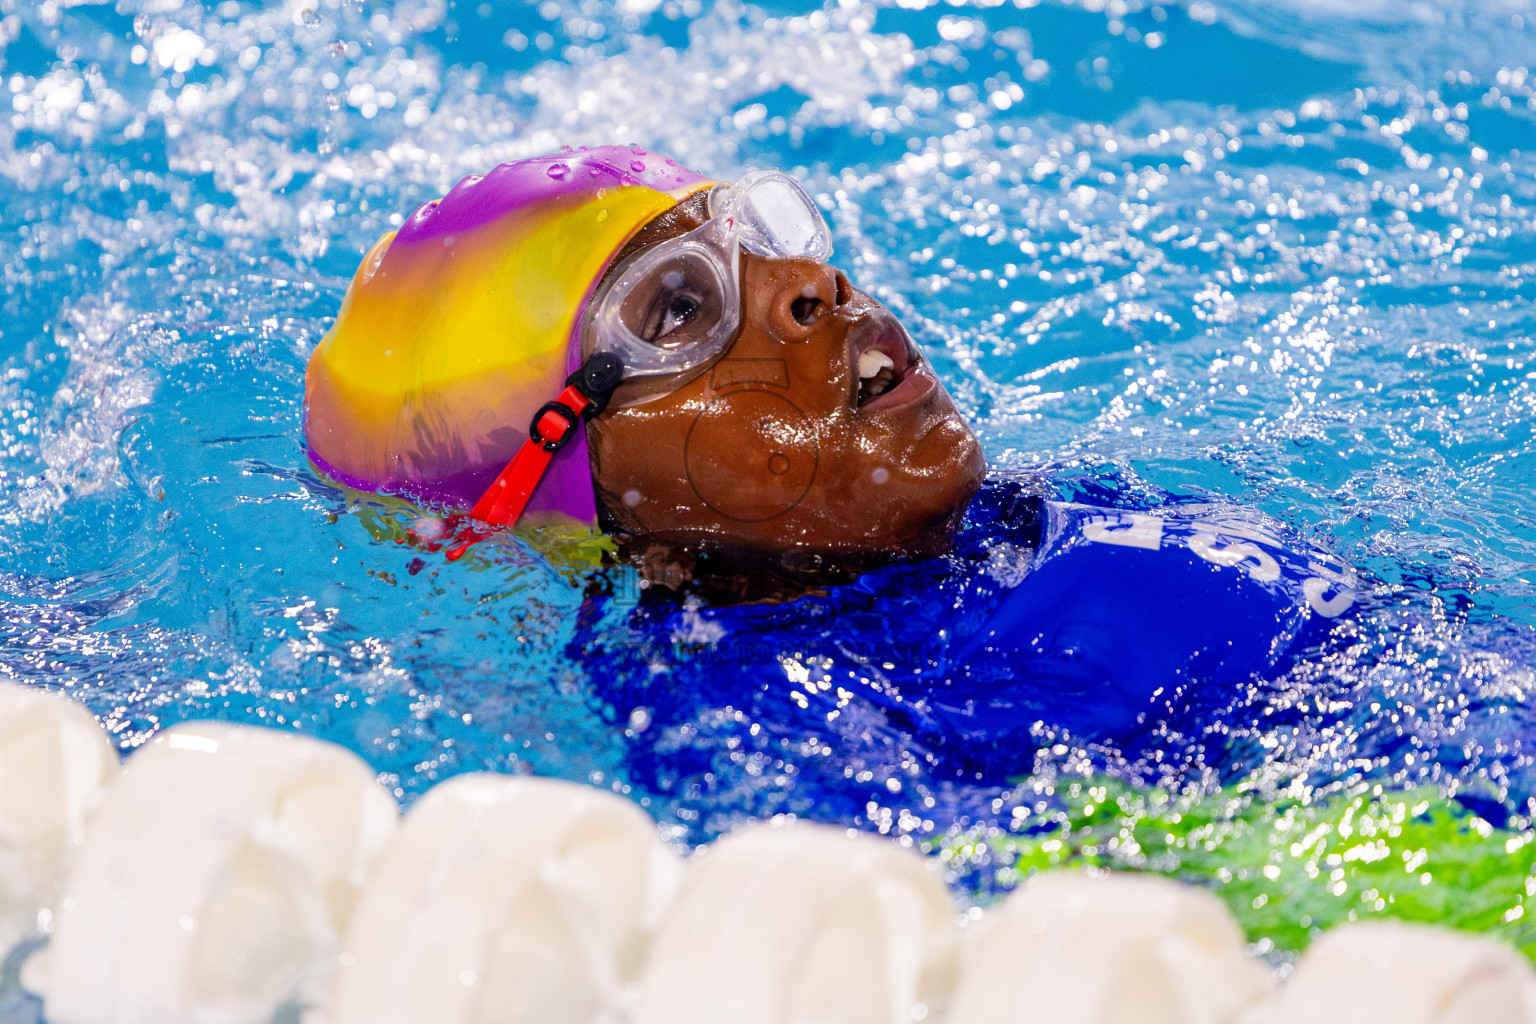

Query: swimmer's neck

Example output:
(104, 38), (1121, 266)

(615, 537), (885, 605)
(601, 490), (974, 604)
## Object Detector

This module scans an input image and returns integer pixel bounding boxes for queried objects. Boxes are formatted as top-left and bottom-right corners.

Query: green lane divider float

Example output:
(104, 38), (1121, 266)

(937, 778), (1536, 961)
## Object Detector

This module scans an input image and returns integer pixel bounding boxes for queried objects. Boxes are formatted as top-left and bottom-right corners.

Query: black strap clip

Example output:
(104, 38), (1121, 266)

(526, 353), (627, 453)
(567, 352), (625, 418)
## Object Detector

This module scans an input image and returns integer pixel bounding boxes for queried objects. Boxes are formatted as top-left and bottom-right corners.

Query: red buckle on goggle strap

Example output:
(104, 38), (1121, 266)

(445, 353), (624, 562)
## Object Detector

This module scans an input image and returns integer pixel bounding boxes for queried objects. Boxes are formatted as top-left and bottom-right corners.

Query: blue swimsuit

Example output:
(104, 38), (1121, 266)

(925, 494), (1358, 764)
(581, 479), (1361, 795)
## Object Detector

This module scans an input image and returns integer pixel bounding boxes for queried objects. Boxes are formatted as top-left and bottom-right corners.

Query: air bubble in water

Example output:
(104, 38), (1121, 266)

(299, 8), (321, 28)
(547, 163), (570, 180)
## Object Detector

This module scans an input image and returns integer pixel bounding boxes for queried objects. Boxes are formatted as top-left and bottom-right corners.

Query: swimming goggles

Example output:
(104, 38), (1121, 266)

(445, 171), (833, 557)
(585, 169), (834, 405)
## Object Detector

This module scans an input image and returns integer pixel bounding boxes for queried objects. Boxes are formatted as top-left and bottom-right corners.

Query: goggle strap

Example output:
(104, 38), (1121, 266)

(444, 353), (625, 562)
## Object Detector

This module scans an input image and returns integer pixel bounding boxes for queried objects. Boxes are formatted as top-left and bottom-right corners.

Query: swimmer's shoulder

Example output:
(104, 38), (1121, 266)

(960, 478), (1360, 621)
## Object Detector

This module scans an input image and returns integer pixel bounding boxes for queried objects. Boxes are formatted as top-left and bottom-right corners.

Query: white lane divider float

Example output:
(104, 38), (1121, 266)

(0, 685), (1532, 1024)
(329, 772), (684, 1024)
(40, 721), (398, 1024)
(0, 682), (118, 953)
(949, 871), (1274, 1024)
(633, 820), (958, 1024)
(1244, 919), (1536, 1024)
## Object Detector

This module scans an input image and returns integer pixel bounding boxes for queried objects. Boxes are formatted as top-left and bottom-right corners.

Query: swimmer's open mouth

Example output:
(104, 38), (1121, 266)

(851, 317), (932, 413)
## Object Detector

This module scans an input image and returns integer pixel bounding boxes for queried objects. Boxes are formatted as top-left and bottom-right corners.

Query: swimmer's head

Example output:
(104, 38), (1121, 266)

(304, 147), (984, 563)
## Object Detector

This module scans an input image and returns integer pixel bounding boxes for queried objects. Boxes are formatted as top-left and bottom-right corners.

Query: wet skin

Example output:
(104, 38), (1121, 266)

(586, 191), (987, 564)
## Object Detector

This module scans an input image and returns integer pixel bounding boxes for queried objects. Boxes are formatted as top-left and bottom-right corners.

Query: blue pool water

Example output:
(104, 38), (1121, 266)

(3, 0), (1536, 892)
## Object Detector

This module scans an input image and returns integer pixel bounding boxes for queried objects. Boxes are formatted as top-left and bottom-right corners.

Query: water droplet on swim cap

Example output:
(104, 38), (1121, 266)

(631, 146), (647, 155)
(547, 163), (570, 180)
(630, 160), (646, 173)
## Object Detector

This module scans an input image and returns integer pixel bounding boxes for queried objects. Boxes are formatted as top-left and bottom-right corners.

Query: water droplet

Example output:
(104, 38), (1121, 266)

(630, 160), (646, 173)
(559, 144), (575, 153)
(631, 146), (647, 155)
(299, 8), (321, 28)
(547, 163), (570, 180)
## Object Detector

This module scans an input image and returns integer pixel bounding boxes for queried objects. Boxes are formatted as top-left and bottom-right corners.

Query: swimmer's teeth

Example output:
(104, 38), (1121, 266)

(858, 350), (894, 380)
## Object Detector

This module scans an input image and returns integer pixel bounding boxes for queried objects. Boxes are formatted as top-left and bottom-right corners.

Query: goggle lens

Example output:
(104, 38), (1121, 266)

(732, 177), (831, 261)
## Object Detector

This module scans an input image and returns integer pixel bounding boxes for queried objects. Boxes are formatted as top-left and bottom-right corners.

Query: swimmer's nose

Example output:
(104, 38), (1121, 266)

(774, 263), (847, 340)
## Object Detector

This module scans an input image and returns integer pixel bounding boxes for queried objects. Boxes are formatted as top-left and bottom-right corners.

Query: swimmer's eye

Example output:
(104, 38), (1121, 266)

(615, 255), (726, 351)
(639, 283), (704, 345)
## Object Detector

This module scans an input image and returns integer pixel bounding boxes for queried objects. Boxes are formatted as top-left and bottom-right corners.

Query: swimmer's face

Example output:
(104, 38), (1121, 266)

(587, 191), (986, 558)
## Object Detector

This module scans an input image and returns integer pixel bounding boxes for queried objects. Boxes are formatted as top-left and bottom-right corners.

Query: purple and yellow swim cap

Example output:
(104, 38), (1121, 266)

(304, 146), (713, 526)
